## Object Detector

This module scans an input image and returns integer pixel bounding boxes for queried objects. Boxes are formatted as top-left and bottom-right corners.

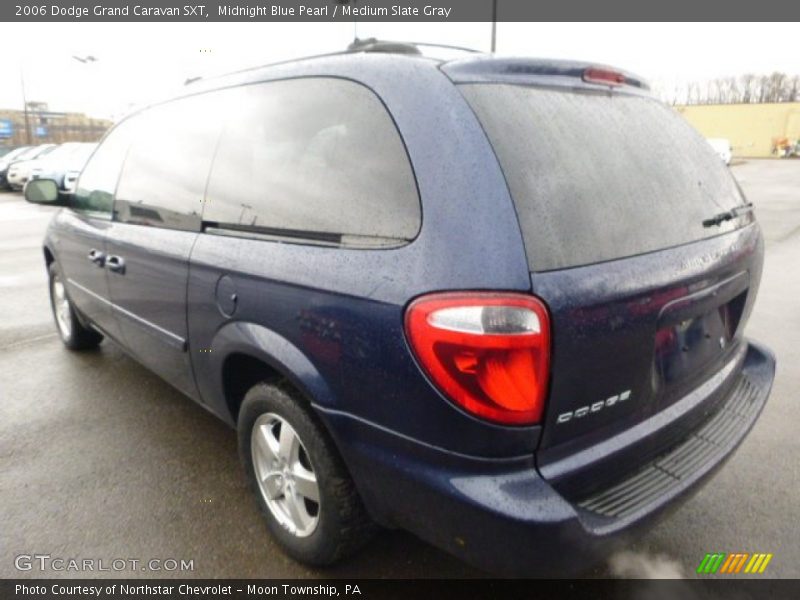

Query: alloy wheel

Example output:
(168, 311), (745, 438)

(251, 412), (321, 538)
(51, 274), (72, 339)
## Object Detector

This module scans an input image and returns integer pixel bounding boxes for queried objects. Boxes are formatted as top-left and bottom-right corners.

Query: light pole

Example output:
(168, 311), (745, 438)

(20, 67), (31, 145)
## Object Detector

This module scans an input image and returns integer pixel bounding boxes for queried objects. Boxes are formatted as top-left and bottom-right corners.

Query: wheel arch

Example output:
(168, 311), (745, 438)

(43, 245), (55, 268)
(207, 321), (338, 426)
(209, 322), (379, 524)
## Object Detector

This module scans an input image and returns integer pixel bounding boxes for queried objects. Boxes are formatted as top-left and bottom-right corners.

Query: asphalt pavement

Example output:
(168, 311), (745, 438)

(1, 160), (798, 579)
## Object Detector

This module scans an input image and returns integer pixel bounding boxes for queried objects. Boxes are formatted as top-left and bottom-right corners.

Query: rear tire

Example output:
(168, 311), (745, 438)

(48, 262), (103, 351)
(238, 382), (375, 566)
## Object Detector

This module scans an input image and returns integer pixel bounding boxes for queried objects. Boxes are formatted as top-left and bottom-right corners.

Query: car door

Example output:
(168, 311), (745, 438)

(54, 121), (135, 343)
(104, 94), (223, 400)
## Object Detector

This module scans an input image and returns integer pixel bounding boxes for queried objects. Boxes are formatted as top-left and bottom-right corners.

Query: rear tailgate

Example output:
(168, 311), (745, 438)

(457, 73), (763, 495)
(532, 225), (762, 497)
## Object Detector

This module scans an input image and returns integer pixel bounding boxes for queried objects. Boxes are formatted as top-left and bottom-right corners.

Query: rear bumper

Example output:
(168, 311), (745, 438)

(320, 340), (775, 576)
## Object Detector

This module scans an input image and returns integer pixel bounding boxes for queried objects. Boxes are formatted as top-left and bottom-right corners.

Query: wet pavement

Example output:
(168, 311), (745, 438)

(1, 160), (798, 578)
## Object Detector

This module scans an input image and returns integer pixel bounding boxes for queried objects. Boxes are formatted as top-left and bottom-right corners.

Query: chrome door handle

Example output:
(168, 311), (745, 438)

(106, 255), (126, 274)
(87, 248), (105, 266)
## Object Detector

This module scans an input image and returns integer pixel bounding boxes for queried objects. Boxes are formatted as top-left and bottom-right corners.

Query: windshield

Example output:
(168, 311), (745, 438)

(39, 143), (96, 168)
(460, 84), (747, 271)
(32, 145), (57, 159)
(40, 143), (80, 161)
(16, 145), (54, 161)
(2, 146), (32, 162)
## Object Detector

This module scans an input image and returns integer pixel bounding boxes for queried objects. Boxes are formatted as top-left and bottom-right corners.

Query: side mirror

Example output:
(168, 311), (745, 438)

(24, 179), (69, 206)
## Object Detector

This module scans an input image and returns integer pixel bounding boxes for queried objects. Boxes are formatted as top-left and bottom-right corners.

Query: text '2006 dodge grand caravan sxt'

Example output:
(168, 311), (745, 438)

(26, 42), (775, 576)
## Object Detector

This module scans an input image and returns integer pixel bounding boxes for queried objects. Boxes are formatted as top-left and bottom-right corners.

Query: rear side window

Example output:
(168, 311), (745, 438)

(460, 85), (746, 271)
(113, 94), (223, 232)
(203, 78), (420, 246)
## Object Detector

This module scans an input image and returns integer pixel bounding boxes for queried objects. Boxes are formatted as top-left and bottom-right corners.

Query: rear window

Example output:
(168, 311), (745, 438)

(460, 85), (747, 271)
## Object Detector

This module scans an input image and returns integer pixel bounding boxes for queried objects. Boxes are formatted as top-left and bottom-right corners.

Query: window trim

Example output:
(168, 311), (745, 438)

(202, 222), (411, 250)
(68, 206), (114, 221)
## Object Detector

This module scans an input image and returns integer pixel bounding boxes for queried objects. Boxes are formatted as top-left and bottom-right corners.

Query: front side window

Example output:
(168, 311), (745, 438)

(203, 78), (420, 246)
(73, 120), (136, 215)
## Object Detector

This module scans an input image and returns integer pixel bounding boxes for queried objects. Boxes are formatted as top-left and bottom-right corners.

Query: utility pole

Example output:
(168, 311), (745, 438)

(20, 67), (32, 145)
(490, 0), (497, 53)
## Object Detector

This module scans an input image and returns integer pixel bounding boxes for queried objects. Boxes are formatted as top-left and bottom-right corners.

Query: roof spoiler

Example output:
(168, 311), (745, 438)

(441, 57), (650, 91)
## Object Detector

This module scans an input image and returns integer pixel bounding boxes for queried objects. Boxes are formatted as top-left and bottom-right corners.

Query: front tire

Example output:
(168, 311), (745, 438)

(238, 382), (374, 566)
(48, 262), (103, 350)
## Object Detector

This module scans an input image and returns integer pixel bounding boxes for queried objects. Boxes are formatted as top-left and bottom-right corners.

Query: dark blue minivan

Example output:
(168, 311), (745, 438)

(25, 42), (775, 576)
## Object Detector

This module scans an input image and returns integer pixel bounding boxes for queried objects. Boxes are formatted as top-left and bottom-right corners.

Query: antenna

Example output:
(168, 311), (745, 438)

(353, 0), (358, 44)
(490, 0), (498, 53)
(337, 0), (358, 45)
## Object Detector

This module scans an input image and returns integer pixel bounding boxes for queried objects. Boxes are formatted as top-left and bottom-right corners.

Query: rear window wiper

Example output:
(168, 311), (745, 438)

(702, 202), (754, 228)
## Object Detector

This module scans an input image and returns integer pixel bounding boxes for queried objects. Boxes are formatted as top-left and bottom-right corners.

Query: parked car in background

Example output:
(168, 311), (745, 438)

(4, 144), (57, 190)
(0, 145), (33, 188)
(24, 45), (775, 576)
(707, 138), (732, 165)
(30, 142), (97, 192)
(0, 145), (23, 158)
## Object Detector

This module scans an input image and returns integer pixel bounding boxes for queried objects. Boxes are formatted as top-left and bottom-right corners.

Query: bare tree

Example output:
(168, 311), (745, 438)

(740, 74), (757, 103)
(655, 72), (800, 105)
(787, 76), (800, 102)
(706, 80), (717, 105)
(768, 72), (787, 102)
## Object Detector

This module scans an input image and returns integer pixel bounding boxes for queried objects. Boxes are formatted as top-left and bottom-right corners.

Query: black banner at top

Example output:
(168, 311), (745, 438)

(2, 0), (800, 22)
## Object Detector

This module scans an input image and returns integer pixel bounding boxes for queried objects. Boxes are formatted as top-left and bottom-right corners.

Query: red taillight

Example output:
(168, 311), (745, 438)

(404, 292), (551, 426)
(582, 67), (625, 86)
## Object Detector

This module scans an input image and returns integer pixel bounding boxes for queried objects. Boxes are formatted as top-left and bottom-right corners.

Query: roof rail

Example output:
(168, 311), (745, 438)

(347, 38), (482, 57)
(181, 39), (482, 88)
(347, 38), (422, 54)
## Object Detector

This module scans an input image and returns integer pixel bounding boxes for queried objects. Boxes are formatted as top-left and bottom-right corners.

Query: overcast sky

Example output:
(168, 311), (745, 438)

(0, 22), (797, 119)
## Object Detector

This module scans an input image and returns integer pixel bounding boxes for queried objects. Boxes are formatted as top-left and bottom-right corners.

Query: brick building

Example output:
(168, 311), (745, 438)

(0, 104), (111, 148)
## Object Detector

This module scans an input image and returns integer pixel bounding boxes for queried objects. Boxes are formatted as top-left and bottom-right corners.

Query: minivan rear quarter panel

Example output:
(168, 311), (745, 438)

(186, 54), (540, 458)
